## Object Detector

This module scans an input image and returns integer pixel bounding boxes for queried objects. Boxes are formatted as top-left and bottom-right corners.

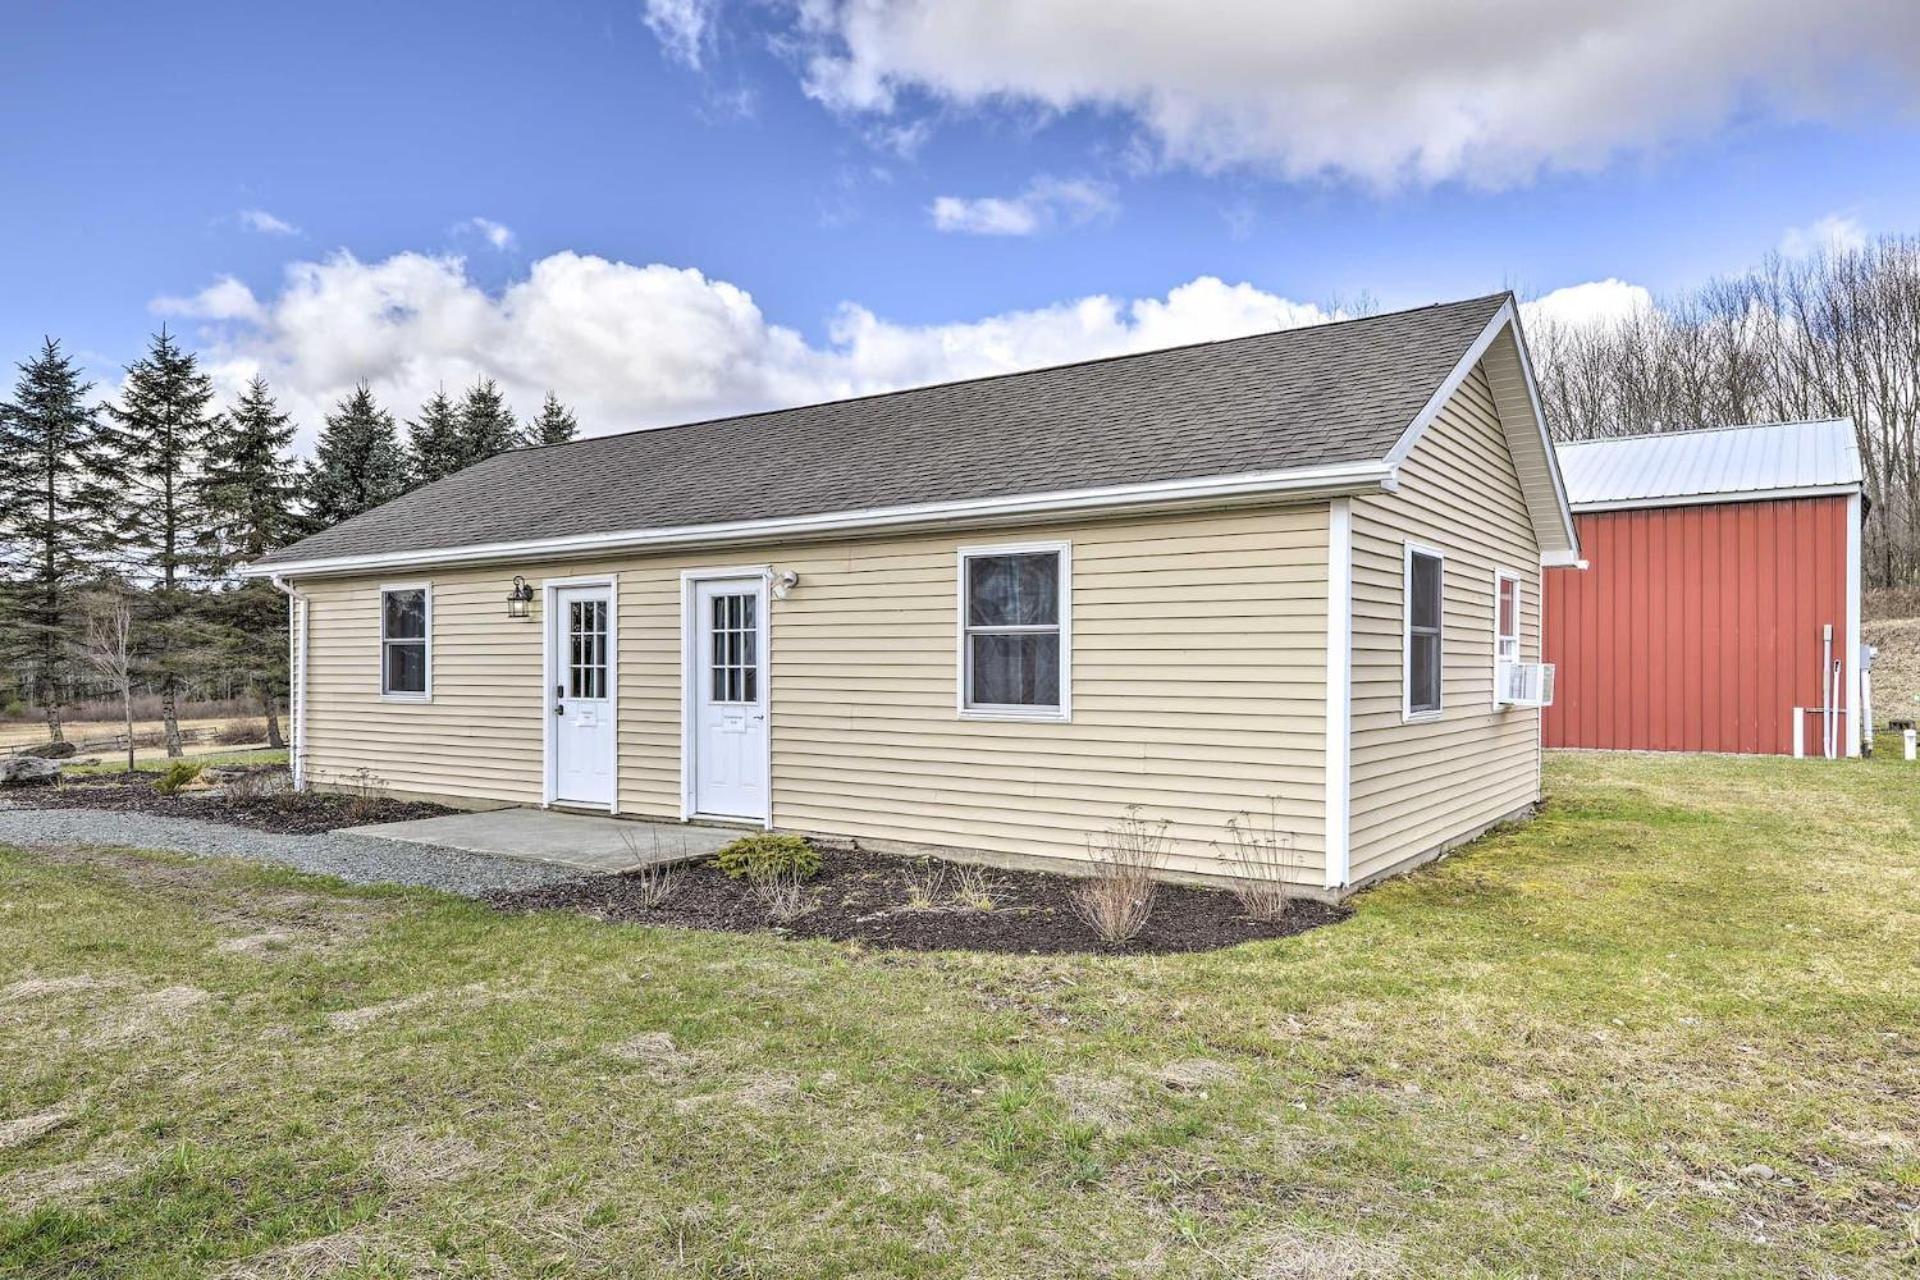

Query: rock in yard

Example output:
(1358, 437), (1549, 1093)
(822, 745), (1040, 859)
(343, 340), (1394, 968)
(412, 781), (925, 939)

(21, 741), (77, 760)
(0, 757), (61, 788)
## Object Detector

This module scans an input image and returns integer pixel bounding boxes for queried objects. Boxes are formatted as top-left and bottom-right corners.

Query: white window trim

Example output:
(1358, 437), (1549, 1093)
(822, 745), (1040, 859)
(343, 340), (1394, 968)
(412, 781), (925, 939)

(1401, 543), (1444, 723)
(377, 581), (432, 703)
(1493, 568), (1522, 710)
(956, 540), (1072, 723)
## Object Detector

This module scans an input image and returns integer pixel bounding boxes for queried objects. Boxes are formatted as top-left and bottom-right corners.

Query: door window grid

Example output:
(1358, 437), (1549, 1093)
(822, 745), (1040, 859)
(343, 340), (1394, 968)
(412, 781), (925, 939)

(709, 593), (757, 703)
(568, 599), (607, 699)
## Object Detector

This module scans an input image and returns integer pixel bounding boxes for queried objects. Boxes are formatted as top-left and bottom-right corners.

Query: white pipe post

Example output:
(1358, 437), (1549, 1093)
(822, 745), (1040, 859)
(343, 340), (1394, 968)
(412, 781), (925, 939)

(1906, 728), (1917, 763)
(1821, 625), (1834, 760)
(1793, 708), (1805, 759)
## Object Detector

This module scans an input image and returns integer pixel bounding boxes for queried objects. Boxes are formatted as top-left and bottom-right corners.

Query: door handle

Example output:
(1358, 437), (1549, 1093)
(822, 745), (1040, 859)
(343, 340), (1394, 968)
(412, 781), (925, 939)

(555, 704), (565, 716)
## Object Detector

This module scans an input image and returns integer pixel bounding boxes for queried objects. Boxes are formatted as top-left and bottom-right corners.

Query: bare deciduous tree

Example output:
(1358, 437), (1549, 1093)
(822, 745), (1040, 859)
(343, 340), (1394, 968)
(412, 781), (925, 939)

(79, 588), (136, 773)
(1531, 235), (1920, 587)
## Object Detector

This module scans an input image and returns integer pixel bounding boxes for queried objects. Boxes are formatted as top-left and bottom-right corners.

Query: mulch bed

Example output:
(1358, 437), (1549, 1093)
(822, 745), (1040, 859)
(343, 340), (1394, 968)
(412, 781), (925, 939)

(0, 767), (457, 835)
(486, 845), (1347, 955)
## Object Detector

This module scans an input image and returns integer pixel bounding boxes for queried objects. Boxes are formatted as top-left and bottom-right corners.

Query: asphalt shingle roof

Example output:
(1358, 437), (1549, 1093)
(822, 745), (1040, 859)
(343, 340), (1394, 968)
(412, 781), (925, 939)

(258, 293), (1508, 568)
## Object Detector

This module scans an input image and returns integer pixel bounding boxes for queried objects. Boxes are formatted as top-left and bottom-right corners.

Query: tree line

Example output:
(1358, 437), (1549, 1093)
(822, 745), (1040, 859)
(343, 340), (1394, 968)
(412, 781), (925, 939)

(1529, 233), (1920, 587)
(0, 328), (581, 754)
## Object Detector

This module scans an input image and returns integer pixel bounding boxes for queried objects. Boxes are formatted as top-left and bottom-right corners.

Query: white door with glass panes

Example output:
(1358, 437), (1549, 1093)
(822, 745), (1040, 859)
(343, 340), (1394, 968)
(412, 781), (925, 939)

(692, 578), (768, 820)
(552, 586), (614, 807)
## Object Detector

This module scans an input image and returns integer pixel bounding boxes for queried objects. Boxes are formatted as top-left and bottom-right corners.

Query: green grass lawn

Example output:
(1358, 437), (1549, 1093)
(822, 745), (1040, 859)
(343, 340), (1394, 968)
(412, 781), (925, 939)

(1, 754), (1915, 1278)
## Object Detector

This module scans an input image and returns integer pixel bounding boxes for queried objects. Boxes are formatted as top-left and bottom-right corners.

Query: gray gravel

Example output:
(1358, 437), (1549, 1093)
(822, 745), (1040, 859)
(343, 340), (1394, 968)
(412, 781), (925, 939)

(0, 807), (581, 896)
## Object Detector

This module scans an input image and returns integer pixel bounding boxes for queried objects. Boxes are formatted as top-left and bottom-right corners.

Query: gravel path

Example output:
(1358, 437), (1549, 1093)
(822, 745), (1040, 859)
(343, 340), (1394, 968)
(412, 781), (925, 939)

(0, 807), (582, 896)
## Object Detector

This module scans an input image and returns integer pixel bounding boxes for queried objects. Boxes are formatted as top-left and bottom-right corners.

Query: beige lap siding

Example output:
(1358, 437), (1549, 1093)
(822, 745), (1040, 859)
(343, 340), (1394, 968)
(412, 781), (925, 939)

(295, 506), (1332, 883)
(1346, 364), (1543, 886)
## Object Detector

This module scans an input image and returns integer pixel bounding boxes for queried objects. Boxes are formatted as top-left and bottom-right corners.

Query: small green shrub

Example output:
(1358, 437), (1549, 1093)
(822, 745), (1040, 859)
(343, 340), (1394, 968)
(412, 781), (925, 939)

(714, 833), (821, 882)
(152, 761), (204, 796)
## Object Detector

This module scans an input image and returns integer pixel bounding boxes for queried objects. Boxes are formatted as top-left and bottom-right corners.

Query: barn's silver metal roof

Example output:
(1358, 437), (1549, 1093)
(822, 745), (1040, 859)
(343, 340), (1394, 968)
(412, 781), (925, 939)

(1555, 419), (1862, 512)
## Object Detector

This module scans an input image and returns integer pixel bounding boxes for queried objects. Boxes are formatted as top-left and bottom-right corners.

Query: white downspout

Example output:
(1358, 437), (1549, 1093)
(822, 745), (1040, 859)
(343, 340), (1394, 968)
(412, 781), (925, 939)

(1323, 498), (1353, 891)
(1845, 490), (1863, 758)
(268, 574), (308, 791)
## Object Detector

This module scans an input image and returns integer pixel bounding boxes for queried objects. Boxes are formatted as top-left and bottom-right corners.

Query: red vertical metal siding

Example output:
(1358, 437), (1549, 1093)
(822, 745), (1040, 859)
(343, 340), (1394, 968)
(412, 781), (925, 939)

(1544, 496), (1851, 754)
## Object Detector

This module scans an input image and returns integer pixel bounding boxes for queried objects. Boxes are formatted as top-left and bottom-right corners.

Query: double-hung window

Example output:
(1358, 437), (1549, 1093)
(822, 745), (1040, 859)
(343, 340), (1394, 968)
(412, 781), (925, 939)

(1403, 545), (1443, 719)
(1493, 571), (1521, 705)
(380, 584), (431, 700)
(959, 543), (1069, 719)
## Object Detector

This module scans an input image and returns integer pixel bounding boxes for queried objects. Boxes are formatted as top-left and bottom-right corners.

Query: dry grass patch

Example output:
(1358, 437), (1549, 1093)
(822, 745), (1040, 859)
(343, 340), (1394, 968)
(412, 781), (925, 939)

(0, 1110), (72, 1153)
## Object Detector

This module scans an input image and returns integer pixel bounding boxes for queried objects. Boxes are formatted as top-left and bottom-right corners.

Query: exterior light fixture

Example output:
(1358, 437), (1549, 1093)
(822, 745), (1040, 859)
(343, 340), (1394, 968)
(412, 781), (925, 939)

(773, 569), (800, 600)
(506, 575), (534, 619)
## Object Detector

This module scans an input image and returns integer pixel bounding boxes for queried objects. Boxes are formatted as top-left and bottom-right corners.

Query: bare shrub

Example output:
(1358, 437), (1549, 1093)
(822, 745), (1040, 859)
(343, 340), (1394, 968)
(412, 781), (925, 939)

(748, 863), (813, 924)
(950, 865), (999, 912)
(226, 769), (293, 800)
(900, 859), (944, 910)
(617, 829), (686, 909)
(213, 720), (268, 746)
(1072, 807), (1169, 945)
(1215, 800), (1302, 923)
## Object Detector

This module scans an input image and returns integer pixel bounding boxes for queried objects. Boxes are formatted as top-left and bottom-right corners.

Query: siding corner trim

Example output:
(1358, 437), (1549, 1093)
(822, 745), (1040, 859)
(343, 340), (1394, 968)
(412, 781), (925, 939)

(1324, 498), (1353, 889)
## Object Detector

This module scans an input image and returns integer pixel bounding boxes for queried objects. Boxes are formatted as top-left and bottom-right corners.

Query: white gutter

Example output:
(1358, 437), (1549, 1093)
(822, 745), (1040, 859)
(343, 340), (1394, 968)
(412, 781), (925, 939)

(268, 574), (307, 791)
(240, 459), (1395, 579)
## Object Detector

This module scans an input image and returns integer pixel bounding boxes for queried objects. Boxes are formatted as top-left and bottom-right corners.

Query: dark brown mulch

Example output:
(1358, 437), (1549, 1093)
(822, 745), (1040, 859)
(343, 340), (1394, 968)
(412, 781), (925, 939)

(1, 767), (457, 834)
(485, 845), (1347, 955)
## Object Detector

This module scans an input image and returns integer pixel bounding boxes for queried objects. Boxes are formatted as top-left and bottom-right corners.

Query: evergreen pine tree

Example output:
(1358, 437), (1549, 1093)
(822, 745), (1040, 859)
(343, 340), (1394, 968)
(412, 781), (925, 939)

(453, 377), (518, 470)
(99, 326), (220, 757)
(306, 383), (407, 529)
(405, 387), (465, 486)
(196, 376), (302, 748)
(521, 391), (579, 447)
(0, 339), (117, 742)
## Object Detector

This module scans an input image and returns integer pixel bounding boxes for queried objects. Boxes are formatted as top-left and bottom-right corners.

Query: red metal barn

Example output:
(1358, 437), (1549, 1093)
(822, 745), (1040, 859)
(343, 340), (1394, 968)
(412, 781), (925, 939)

(1544, 420), (1865, 756)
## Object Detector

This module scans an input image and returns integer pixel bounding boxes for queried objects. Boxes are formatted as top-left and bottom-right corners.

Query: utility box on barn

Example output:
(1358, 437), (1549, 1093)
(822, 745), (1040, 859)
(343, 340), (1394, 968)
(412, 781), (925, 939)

(1544, 420), (1864, 757)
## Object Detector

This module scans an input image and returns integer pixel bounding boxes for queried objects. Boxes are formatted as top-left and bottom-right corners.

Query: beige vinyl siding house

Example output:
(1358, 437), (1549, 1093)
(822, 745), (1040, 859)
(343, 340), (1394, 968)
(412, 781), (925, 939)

(253, 294), (1582, 899)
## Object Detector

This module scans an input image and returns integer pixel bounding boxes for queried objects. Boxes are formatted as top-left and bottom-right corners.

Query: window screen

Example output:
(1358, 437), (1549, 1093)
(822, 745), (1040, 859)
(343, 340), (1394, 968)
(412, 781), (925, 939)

(963, 551), (1062, 710)
(381, 588), (428, 696)
(1406, 550), (1443, 715)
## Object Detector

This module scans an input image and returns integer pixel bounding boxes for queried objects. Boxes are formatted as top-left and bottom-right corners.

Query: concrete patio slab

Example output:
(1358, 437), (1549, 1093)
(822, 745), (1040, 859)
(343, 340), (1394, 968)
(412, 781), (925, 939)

(342, 807), (738, 874)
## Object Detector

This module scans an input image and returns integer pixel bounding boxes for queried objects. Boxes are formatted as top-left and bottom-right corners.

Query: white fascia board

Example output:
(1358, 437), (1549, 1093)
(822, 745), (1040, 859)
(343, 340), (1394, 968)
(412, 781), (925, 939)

(1385, 299), (1582, 562)
(1569, 482), (1863, 514)
(1541, 550), (1588, 569)
(239, 460), (1393, 579)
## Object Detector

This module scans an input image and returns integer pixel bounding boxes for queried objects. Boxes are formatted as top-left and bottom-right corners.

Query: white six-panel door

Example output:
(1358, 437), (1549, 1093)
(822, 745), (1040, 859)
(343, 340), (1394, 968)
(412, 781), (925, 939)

(690, 577), (768, 820)
(551, 585), (615, 808)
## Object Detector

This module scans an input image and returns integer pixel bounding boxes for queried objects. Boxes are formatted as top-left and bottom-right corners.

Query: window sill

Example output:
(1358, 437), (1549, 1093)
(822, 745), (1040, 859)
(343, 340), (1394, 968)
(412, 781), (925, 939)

(1401, 709), (1443, 724)
(959, 707), (1069, 724)
(379, 692), (432, 705)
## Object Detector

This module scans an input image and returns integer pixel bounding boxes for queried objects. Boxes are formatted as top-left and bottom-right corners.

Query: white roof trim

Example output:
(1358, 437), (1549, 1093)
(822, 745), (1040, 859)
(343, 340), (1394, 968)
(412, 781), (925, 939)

(1382, 299), (1580, 559)
(243, 458), (1394, 579)
(1571, 481), (1863, 514)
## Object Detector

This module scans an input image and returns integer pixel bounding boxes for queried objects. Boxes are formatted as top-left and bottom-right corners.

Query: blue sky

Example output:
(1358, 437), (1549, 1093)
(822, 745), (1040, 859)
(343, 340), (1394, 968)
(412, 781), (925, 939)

(5, 0), (1919, 447)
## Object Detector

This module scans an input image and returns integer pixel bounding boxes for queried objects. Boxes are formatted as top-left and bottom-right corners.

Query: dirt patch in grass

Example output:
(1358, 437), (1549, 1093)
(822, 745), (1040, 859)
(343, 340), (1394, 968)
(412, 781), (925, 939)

(486, 845), (1345, 955)
(3, 767), (456, 833)
(0, 1109), (72, 1152)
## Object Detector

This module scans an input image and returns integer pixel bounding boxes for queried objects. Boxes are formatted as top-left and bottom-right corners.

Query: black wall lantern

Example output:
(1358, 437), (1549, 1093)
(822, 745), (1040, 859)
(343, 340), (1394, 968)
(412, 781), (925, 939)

(506, 575), (534, 619)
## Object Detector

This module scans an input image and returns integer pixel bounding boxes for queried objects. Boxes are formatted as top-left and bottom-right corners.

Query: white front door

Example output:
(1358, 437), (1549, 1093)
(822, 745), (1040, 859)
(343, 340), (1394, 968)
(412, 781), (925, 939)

(691, 577), (768, 820)
(552, 585), (615, 808)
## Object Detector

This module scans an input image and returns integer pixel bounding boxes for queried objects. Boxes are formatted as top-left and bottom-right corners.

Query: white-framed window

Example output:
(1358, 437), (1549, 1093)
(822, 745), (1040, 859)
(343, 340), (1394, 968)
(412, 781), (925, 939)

(379, 582), (431, 701)
(1493, 569), (1522, 706)
(1402, 544), (1444, 720)
(957, 541), (1070, 721)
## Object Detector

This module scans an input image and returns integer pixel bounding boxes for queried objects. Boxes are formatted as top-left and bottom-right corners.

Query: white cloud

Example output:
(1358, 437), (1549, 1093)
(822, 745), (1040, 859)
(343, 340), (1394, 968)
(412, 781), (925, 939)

(782, 0), (1920, 187)
(155, 250), (1337, 453)
(237, 208), (299, 236)
(454, 217), (516, 251)
(1520, 278), (1653, 333)
(152, 276), (267, 325)
(1780, 213), (1869, 258)
(930, 176), (1117, 235)
(643, 0), (719, 68)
